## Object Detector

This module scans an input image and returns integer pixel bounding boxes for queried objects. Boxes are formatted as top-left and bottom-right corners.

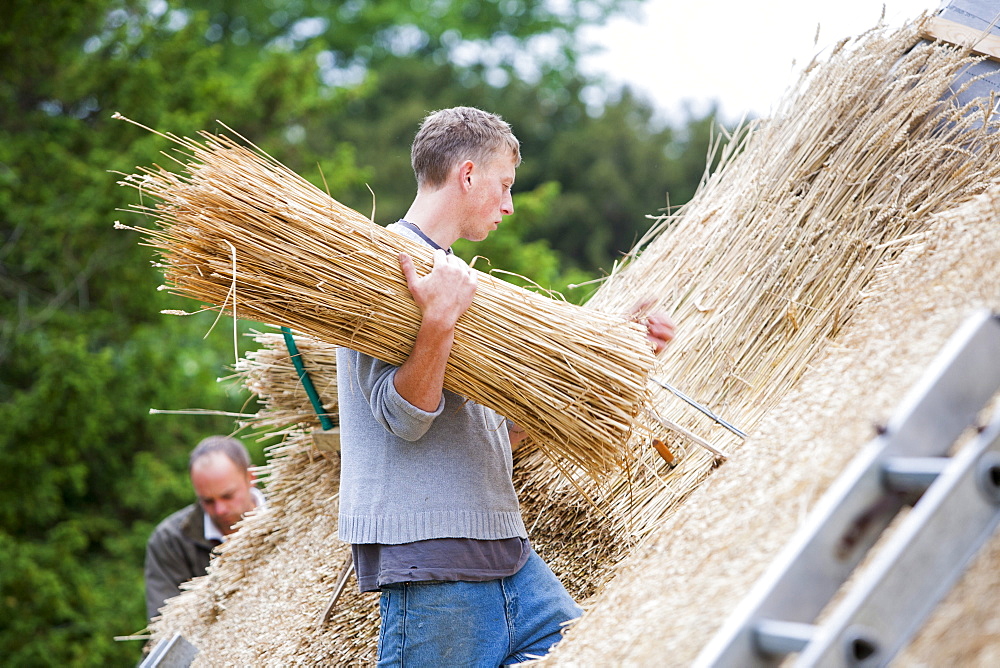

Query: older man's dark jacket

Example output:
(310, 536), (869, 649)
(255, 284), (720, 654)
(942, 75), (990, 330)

(144, 503), (219, 620)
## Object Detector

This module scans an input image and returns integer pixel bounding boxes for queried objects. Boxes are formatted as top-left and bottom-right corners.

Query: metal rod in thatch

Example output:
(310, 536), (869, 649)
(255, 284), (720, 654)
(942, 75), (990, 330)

(114, 115), (656, 479)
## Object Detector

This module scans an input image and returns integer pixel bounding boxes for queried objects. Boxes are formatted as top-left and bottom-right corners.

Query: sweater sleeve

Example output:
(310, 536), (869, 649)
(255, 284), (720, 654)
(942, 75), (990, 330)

(342, 347), (444, 442)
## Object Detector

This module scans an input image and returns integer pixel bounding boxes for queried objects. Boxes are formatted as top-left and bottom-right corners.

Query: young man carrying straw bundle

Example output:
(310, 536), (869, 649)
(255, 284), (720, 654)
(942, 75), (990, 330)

(336, 106), (674, 666)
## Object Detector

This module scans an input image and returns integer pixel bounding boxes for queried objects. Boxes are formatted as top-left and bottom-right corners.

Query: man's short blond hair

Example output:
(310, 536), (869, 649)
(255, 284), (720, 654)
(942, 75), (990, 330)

(411, 106), (521, 189)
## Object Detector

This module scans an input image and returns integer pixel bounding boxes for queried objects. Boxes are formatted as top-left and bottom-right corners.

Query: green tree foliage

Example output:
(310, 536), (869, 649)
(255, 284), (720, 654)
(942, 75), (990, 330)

(1, 0), (727, 663)
(313, 55), (724, 275)
(0, 1), (348, 662)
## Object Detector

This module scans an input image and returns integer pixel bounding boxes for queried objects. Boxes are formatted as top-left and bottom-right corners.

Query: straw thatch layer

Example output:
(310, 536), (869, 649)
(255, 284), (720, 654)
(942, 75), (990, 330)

(545, 183), (1000, 665)
(575, 13), (1000, 544)
(236, 333), (340, 432)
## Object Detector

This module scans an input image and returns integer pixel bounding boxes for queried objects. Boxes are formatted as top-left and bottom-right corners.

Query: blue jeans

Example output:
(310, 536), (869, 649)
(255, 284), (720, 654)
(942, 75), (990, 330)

(376, 551), (582, 667)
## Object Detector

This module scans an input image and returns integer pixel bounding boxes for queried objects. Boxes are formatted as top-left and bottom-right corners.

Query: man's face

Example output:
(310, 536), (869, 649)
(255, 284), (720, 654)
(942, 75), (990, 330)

(459, 150), (516, 242)
(190, 453), (257, 536)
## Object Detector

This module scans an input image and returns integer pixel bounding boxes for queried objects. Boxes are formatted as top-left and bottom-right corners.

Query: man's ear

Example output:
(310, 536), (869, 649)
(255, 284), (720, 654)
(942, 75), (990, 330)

(458, 160), (475, 190)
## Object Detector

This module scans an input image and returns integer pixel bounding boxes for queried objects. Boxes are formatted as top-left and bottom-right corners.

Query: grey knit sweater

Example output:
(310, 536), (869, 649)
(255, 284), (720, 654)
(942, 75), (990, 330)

(336, 224), (528, 545)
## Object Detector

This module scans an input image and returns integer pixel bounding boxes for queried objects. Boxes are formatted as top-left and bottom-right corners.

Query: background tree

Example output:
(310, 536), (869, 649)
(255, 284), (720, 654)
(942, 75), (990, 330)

(0, 0), (728, 663)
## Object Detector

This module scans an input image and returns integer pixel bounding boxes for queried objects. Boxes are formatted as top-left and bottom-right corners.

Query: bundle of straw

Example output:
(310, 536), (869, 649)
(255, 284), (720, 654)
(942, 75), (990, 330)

(115, 117), (655, 479)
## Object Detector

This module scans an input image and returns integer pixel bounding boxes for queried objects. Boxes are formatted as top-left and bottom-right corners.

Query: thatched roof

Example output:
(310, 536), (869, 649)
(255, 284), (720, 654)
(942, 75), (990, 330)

(145, 13), (1000, 667)
(545, 181), (1000, 667)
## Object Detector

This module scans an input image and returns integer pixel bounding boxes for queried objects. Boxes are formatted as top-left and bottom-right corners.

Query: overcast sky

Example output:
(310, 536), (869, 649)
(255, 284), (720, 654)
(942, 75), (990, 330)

(580, 0), (942, 122)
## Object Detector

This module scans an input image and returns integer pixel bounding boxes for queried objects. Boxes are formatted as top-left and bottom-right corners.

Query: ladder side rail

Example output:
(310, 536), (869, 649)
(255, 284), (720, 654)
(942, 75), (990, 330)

(880, 310), (1000, 455)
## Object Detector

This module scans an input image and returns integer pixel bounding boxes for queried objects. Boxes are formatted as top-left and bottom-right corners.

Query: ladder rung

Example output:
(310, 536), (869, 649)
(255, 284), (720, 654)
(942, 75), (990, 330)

(881, 456), (948, 495)
(753, 620), (816, 656)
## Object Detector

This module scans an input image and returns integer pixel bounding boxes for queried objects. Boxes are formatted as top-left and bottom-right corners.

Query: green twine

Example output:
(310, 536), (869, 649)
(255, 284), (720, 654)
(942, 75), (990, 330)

(281, 326), (335, 431)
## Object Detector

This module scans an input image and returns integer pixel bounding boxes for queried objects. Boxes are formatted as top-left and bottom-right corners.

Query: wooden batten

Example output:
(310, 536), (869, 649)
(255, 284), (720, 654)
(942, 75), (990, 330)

(920, 15), (1000, 62)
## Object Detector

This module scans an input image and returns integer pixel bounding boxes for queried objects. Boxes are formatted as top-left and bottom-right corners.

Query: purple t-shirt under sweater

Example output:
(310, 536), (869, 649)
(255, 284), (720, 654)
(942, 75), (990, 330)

(352, 537), (531, 592)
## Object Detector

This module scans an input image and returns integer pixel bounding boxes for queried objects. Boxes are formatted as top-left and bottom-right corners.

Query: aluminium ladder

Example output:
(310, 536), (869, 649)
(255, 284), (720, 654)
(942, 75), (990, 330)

(695, 309), (1000, 667)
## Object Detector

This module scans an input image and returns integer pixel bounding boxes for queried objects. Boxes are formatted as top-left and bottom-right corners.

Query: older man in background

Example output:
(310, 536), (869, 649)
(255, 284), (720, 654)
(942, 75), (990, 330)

(144, 435), (263, 621)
